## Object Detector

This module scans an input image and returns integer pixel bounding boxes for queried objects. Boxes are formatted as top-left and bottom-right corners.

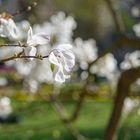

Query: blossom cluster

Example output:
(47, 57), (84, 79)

(0, 12), (75, 83)
(0, 10), (139, 93)
(0, 11), (119, 92)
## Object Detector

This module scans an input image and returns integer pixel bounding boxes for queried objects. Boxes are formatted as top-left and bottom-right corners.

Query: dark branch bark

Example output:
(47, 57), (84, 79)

(88, 36), (140, 68)
(50, 95), (89, 140)
(69, 85), (88, 122)
(105, 66), (140, 140)
(105, 0), (125, 35)
(69, 35), (140, 123)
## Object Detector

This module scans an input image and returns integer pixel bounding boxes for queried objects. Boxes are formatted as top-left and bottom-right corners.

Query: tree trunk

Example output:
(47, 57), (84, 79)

(105, 66), (140, 140)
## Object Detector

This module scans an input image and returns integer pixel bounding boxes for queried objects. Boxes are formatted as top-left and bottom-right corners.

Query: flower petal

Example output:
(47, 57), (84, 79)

(25, 46), (37, 60)
(64, 58), (75, 72)
(48, 52), (60, 66)
(32, 33), (50, 45)
(63, 50), (75, 60)
(53, 66), (65, 83)
(8, 19), (19, 39)
(0, 18), (19, 39)
(61, 51), (75, 72)
(57, 44), (72, 50)
(63, 68), (71, 79)
(27, 27), (33, 44)
(26, 26), (49, 47)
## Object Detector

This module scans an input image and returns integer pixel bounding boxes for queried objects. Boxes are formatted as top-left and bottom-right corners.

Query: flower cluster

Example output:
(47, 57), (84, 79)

(0, 12), (75, 83)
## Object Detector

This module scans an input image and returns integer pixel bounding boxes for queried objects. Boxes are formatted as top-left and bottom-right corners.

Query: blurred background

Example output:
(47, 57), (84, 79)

(0, 0), (139, 139)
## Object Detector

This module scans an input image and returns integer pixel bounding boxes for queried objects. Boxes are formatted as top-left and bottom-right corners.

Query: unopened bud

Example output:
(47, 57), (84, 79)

(27, 6), (32, 11)
(33, 2), (37, 7)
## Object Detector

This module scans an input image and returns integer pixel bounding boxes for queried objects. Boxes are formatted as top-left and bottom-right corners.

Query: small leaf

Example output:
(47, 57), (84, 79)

(51, 64), (55, 72)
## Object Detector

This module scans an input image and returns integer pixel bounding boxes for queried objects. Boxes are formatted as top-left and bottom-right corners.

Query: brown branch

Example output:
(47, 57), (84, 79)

(68, 78), (90, 122)
(0, 44), (20, 47)
(50, 99), (88, 140)
(48, 92), (90, 140)
(105, 66), (140, 140)
(121, 36), (140, 48)
(88, 36), (140, 69)
(69, 35), (140, 123)
(88, 42), (118, 68)
(105, 0), (125, 35)
(39, 87), (90, 140)
(0, 54), (49, 63)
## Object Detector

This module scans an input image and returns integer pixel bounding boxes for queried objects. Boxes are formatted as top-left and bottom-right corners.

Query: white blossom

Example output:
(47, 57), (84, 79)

(49, 44), (75, 83)
(95, 54), (117, 76)
(131, 6), (140, 17)
(33, 12), (77, 44)
(0, 12), (19, 40)
(16, 20), (30, 40)
(133, 22), (140, 37)
(73, 38), (97, 70)
(120, 51), (140, 70)
(123, 97), (139, 116)
(0, 97), (12, 118)
(9, 12), (76, 86)
(90, 53), (118, 85)
(25, 27), (50, 60)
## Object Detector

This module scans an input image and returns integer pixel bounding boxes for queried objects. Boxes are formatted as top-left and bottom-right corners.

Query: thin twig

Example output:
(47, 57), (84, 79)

(0, 44), (20, 47)
(39, 87), (90, 140)
(51, 99), (89, 140)
(105, 0), (125, 35)
(69, 77), (90, 122)
(0, 54), (49, 63)
(88, 36), (140, 69)
(88, 42), (118, 69)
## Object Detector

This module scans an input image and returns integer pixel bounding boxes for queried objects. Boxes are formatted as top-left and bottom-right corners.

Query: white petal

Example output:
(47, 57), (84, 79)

(27, 27), (33, 43)
(63, 51), (75, 70)
(32, 33), (50, 45)
(48, 52), (60, 66)
(63, 68), (71, 79)
(63, 50), (75, 60)
(25, 46), (37, 60)
(0, 27), (6, 37)
(64, 59), (75, 72)
(0, 19), (19, 40)
(0, 19), (9, 37)
(27, 29), (49, 46)
(54, 66), (65, 83)
(61, 51), (75, 72)
(57, 44), (72, 50)
(0, 18), (8, 25)
(8, 19), (19, 39)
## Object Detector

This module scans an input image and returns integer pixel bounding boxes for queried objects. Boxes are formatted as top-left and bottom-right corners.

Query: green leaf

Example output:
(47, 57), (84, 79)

(51, 64), (55, 72)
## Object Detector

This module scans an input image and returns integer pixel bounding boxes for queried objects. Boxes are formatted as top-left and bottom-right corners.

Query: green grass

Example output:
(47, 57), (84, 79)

(0, 99), (139, 140)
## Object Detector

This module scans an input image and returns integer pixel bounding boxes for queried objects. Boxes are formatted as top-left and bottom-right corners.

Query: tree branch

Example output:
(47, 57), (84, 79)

(0, 54), (49, 63)
(68, 78), (90, 122)
(0, 44), (20, 48)
(88, 36), (140, 69)
(50, 98), (88, 140)
(105, 0), (125, 35)
(69, 35), (140, 122)
(105, 66), (140, 140)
